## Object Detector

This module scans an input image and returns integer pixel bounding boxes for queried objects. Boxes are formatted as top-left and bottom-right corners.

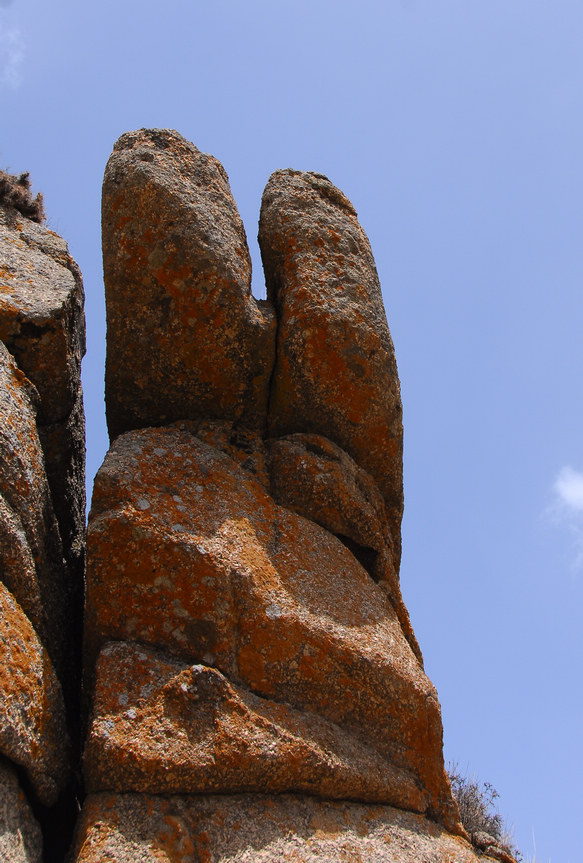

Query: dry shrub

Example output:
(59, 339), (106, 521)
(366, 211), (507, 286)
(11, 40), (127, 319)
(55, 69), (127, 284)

(448, 763), (522, 861)
(0, 170), (45, 222)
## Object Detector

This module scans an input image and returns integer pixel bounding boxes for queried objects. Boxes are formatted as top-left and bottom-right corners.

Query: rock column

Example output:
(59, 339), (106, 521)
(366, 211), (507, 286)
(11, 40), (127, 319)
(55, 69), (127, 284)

(75, 130), (463, 861)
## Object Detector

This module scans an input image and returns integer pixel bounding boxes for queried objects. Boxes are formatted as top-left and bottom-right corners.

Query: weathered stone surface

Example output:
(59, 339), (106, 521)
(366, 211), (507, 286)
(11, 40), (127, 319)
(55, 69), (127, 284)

(0, 757), (42, 863)
(0, 341), (67, 672)
(72, 793), (487, 863)
(267, 432), (422, 662)
(76, 134), (485, 857)
(0, 581), (69, 806)
(172, 418), (271, 490)
(259, 169), (403, 566)
(168, 424), (426, 657)
(268, 432), (389, 554)
(37, 384), (86, 579)
(0, 199), (86, 592)
(102, 128), (275, 440)
(472, 832), (517, 863)
(0, 490), (44, 644)
(84, 641), (424, 810)
(0, 206), (84, 424)
(85, 425), (458, 829)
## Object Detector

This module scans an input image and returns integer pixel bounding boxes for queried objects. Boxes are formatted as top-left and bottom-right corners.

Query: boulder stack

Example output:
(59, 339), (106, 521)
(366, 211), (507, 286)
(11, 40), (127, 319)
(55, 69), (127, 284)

(0, 142), (514, 862)
(79, 129), (465, 859)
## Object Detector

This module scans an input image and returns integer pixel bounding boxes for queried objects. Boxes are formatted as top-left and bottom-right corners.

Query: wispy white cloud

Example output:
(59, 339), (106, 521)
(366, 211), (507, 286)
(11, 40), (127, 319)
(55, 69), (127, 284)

(554, 465), (583, 512)
(549, 465), (583, 569)
(0, 24), (24, 89)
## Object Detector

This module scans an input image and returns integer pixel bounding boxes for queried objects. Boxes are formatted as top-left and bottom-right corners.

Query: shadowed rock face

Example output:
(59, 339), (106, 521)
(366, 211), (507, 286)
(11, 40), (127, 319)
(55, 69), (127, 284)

(78, 128), (470, 860)
(0, 342), (66, 667)
(0, 202), (86, 587)
(1, 185), (85, 862)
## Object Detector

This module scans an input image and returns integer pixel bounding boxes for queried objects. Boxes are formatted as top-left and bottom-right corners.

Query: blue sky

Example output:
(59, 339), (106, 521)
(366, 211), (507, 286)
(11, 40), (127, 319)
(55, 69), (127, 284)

(2, 2), (582, 859)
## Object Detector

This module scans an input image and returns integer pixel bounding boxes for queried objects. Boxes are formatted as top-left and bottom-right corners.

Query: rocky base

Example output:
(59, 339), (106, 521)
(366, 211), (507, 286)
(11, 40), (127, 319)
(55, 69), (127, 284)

(72, 793), (498, 863)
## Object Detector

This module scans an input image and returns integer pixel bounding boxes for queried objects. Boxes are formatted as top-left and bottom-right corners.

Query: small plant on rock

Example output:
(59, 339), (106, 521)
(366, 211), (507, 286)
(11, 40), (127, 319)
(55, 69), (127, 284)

(0, 169), (45, 222)
(447, 763), (522, 861)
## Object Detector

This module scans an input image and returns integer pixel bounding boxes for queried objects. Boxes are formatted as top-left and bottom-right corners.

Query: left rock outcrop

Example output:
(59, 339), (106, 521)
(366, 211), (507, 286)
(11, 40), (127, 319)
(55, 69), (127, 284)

(0, 171), (85, 861)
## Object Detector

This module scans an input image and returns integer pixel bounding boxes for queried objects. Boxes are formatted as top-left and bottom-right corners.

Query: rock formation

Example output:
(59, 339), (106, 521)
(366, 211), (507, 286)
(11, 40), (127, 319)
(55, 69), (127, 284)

(0, 146), (516, 862)
(0, 758), (42, 863)
(259, 169), (403, 568)
(0, 169), (85, 861)
(102, 129), (275, 440)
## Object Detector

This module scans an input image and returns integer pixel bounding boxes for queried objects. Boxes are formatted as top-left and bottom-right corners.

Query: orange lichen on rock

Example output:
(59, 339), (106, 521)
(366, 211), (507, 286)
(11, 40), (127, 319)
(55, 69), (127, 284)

(0, 188), (86, 672)
(84, 641), (426, 810)
(0, 341), (68, 675)
(102, 129), (275, 439)
(266, 432), (422, 661)
(75, 129), (471, 861)
(0, 581), (69, 806)
(84, 423), (458, 828)
(259, 168), (403, 568)
(2, 137), (487, 862)
(1, 176), (86, 861)
(72, 793), (484, 863)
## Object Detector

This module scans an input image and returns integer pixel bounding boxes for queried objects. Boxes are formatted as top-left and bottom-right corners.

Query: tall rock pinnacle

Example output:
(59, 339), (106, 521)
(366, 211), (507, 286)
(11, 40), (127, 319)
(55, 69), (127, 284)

(86, 127), (461, 842)
(259, 169), (403, 566)
(102, 129), (275, 439)
(0, 148), (519, 863)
